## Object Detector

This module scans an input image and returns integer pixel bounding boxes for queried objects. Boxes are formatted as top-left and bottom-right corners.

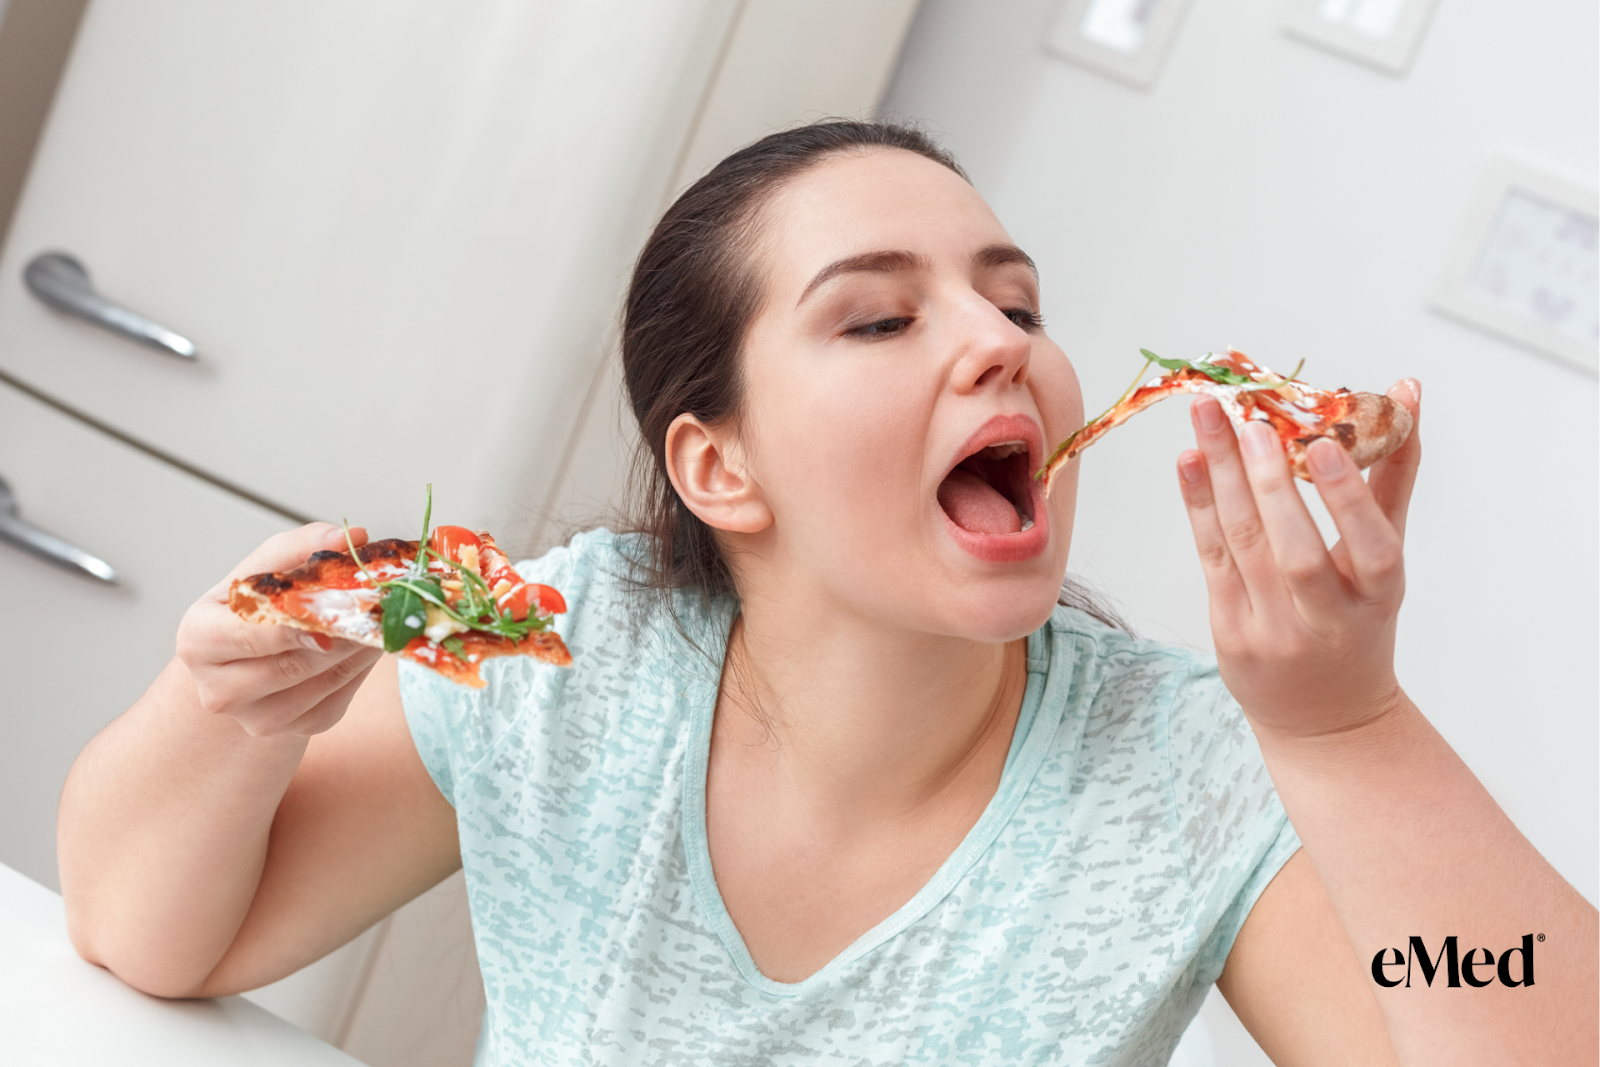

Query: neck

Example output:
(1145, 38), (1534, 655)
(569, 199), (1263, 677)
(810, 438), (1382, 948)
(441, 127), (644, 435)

(716, 586), (1029, 822)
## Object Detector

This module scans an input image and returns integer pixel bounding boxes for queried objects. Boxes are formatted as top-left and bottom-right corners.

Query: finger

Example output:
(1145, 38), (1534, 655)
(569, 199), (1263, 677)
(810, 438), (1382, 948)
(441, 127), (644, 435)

(217, 646), (383, 734)
(180, 579), (363, 661)
(216, 636), (376, 697)
(176, 594), (322, 666)
(1305, 438), (1404, 601)
(1235, 421), (1347, 615)
(1176, 449), (1249, 623)
(1190, 398), (1280, 608)
(1365, 379), (1422, 541)
(216, 523), (370, 590)
(188, 522), (371, 660)
(281, 659), (382, 737)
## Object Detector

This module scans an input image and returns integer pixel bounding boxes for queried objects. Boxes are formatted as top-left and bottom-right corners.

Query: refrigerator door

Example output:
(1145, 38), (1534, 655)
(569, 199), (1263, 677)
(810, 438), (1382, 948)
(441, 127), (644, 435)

(0, 0), (735, 534)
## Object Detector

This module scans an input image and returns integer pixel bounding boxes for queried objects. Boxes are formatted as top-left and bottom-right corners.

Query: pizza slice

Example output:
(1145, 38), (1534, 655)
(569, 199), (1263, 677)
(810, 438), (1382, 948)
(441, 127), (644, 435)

(1040, 349), (1413, 496)
(229, 501), (570, 687)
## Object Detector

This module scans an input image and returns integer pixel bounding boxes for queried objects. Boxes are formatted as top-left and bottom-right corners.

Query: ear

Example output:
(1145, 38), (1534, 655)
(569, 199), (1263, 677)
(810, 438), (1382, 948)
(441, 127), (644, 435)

(663, 413), (773, 534)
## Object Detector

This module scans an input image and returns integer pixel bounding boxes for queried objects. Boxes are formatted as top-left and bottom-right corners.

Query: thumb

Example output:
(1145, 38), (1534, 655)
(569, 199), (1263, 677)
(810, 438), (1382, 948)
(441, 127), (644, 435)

(1367, 379), (1421, 540)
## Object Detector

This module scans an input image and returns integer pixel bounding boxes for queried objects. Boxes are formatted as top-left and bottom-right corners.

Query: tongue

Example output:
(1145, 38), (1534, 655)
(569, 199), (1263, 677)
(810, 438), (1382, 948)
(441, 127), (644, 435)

(938, 468), (1022, 535)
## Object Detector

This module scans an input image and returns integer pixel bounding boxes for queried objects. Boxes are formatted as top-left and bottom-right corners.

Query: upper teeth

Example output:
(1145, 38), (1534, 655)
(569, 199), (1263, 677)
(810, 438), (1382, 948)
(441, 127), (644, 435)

(981, 440), (1027, 459)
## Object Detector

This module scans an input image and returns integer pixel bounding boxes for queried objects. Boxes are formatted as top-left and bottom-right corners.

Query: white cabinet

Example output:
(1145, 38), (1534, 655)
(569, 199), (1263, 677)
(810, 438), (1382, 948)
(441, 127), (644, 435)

(0, 0), (735, 533)
(0, 381), (290, 888)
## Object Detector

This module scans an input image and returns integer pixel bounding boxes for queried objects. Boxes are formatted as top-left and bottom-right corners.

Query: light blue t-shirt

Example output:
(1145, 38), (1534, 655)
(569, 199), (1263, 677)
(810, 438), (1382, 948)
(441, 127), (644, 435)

(400, 529), (1300, 1066)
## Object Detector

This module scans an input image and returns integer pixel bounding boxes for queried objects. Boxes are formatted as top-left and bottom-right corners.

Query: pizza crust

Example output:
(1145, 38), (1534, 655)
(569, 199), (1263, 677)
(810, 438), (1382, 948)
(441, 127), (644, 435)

(1313, 390), (1413, 477)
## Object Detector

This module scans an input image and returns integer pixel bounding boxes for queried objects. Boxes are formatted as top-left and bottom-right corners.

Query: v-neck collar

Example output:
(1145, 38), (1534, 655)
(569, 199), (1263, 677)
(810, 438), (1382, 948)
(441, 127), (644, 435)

(675, 605), (1065, 998)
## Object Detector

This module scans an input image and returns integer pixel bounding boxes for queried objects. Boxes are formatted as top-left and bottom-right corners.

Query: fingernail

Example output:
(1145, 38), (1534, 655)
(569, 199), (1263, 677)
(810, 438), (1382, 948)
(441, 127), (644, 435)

(1238, 421), (1275, 458)
(1179, 454), (1205, 486)
(1307, 437), (1345, 478)
(299, 632), (328, 652)
(1195, 399), (1226, 433)
(1405, 378), (1421, 403)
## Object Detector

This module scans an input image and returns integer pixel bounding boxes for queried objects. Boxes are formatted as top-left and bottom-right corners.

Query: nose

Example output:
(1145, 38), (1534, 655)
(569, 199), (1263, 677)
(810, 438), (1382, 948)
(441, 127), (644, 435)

(949, 297), (1032, 394)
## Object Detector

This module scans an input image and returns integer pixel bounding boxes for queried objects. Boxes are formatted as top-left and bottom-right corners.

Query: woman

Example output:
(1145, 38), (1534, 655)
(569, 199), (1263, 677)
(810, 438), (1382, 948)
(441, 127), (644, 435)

(57, 122), (1595, 1064)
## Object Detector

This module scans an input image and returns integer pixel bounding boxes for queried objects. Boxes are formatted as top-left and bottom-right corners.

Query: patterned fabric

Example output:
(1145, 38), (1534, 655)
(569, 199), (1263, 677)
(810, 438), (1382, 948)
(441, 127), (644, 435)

(399, 530), (1300, 1066)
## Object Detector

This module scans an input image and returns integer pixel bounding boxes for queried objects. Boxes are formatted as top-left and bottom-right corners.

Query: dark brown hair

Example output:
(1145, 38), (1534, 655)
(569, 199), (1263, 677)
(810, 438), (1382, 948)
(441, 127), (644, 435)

(616, 119), (1126, 632)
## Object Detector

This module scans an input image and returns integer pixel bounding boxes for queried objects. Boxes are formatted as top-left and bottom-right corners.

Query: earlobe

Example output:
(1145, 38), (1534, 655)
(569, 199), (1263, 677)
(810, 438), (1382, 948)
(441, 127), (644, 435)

(663, 414), (773, 534)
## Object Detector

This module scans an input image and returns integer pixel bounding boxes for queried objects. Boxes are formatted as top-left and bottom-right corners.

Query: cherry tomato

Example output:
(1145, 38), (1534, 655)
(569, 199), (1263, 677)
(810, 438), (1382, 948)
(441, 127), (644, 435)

(497, 582), (567, 620)
(429, 526), (481, 564)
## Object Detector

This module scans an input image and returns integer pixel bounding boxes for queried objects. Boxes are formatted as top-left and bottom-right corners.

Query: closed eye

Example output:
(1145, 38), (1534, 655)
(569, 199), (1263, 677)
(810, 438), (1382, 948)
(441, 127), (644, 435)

(847, 316), (914, 339)
(1004, 308), (1045, 332)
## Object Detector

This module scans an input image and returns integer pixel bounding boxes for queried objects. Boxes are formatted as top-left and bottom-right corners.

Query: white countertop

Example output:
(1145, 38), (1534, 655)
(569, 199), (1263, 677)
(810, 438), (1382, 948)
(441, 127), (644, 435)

(0, 862), (363, 1065)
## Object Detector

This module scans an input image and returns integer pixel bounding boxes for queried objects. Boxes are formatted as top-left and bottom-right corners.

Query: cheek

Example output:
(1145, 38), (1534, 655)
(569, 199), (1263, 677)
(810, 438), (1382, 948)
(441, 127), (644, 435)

(1032, 345), (1084, 446)
(1031, 344), (1083, 556)
(750, 364), (930, 534)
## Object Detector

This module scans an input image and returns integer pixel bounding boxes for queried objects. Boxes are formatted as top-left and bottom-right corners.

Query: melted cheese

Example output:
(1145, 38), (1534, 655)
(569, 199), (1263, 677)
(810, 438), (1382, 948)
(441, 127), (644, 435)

(423, 603), (469, 642)
(291, 588), (382, 641)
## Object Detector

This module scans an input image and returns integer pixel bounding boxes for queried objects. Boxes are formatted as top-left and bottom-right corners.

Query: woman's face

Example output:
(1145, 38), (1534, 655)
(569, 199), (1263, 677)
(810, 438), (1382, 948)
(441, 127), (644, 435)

(725, 149), (1083, 642)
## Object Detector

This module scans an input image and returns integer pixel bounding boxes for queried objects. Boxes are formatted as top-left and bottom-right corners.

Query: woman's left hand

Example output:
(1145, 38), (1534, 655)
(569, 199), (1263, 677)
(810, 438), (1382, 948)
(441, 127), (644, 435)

(1176, 379), (1422, 740)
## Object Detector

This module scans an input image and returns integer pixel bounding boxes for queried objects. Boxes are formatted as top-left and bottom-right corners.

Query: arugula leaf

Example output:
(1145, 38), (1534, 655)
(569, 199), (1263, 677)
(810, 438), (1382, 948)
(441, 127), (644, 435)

(1137, 347), (1185, 371)
(1039, 349), (1311, 484)
(1139, 348), (1254, 387)
(1138, 348), (1310, 391)
(390, 576), (448, 607)
(381, 584), (427, 653)
(413, 483), (435, 578)
(341, 485), (560, 650)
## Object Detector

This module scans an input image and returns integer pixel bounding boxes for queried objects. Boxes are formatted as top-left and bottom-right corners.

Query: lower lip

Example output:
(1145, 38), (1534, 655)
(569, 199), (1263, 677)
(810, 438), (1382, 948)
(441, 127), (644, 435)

(941, 481), (1051, 563)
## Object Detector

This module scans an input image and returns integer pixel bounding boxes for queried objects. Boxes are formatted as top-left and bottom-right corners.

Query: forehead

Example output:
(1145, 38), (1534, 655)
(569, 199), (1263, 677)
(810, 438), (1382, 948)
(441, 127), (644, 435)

(754, 149), (1015, 297)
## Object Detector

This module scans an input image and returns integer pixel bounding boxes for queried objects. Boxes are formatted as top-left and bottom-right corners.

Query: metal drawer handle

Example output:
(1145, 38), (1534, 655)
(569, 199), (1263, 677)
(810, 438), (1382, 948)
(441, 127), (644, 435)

(24, 252), (198, 361)
(0, 476), (119, 584)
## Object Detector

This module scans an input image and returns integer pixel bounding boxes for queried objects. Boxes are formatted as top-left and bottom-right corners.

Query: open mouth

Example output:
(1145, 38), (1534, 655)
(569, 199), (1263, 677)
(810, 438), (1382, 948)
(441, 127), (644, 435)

(937, 439), (1036, 536)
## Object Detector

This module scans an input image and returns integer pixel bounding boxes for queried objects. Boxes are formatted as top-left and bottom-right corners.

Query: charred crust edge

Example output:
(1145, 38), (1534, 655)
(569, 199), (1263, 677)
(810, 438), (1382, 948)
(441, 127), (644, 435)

(354, 539), (413, 563)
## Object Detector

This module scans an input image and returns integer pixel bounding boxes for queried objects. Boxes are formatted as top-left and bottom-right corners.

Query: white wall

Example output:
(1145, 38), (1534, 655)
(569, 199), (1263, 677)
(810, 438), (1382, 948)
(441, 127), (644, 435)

(885, 0), (1596, 895)
(536, 0), (922, 543)
(884, 0), (1596, 1058)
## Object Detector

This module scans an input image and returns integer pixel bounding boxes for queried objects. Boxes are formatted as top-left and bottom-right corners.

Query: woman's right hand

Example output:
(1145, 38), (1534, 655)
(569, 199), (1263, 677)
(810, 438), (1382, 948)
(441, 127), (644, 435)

(64, 521), (447, 999)
(175, 522), (384, 739)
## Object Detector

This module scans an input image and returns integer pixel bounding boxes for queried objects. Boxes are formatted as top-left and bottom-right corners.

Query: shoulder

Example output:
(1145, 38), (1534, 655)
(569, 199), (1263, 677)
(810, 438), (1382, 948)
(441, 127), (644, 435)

(512, 528), (726, 683)
(1041, 604), (1220, 726)
(399, 528), (686, 801)
(1037, 607), (1299, 980)
(1036, 606), (1267, 820)
(511, 527), (645, 609)
(1043, 604), (1257, 767)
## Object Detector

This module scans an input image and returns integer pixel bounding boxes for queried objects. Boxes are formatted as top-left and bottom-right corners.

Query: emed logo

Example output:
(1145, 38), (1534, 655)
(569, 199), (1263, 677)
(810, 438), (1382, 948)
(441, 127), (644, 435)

(1371, 935), (1539, 988)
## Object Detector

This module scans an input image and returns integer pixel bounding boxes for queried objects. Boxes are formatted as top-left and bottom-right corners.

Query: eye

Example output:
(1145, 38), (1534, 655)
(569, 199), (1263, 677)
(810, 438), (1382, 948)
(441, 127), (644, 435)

(847, 316), (914, 339)
(1003, 308), (1045, 332)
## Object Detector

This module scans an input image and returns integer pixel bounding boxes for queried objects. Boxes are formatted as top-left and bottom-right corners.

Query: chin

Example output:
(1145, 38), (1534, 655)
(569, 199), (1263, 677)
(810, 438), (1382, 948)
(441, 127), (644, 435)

(939, 571), (1064, 644)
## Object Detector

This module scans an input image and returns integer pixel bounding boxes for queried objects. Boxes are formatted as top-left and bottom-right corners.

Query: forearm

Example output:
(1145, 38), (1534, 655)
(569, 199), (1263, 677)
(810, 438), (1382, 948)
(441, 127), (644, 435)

(1255, 693), (1598, 1066)
(57, 657), (307, 997)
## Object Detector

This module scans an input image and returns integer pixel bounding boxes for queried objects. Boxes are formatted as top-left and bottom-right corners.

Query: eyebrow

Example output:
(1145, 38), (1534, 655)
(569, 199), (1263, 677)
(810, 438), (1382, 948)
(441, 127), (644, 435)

(974, 243), (1038, 278)
(795, 244), (1038, 306)
(797, 250), (928, 306)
